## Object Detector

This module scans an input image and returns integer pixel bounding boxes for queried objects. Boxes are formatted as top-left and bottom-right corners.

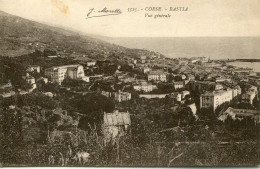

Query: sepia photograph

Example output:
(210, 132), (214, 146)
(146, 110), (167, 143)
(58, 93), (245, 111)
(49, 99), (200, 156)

(0, 0), (259, 167)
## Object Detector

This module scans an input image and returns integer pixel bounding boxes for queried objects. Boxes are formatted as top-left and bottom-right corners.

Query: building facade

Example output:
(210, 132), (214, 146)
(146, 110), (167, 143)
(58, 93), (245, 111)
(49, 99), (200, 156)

(173, 81), (184, 89)
(200, 88), (233, 111)
(45, 65), (85, 85)
(86, 61), (96, 67)
(114, 91), (132, 102)
(148, 71), (167, 82)
(133, 82), (157, 92)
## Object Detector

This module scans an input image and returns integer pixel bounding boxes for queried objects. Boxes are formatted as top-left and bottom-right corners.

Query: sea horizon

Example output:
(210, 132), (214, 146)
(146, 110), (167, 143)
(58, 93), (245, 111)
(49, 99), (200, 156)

(99, 36), (260, 60)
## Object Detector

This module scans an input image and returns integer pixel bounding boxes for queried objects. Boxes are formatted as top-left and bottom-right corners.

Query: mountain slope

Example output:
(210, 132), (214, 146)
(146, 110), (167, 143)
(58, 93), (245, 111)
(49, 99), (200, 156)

(0, 10), (159, 60)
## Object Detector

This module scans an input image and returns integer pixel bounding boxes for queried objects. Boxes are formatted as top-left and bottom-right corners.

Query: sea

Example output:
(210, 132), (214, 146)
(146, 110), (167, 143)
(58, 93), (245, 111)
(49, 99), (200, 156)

(101, 37), (260, 60)
(226, 62), (260, 73)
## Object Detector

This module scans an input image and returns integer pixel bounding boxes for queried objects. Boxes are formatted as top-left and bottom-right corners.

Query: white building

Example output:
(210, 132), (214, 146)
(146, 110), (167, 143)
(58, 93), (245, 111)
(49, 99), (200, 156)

(48, 55), (58, 58)
(114, 91), (131, 102)
(133, 82), (157, 92)
(148, 71), (167, 82)
(45, 65), (85, 85)
(181, 74), (186, 80)
(200, 88), (233, 111)
(143, 67), (150, 74)
(86, 61), (96, 67)
(82, 76), (90, 83)
(173, 81), (184, 89)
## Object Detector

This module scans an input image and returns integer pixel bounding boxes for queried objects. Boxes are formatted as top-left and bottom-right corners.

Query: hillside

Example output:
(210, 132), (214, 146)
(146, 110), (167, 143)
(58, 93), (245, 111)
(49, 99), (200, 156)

(0, 11), (161, 60)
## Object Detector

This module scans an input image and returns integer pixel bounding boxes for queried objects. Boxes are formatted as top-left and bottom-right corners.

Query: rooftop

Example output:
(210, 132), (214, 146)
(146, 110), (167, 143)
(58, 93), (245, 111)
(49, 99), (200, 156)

(201, 89), (231, 96)
(149, 70), (166, 75)
(46, 64), (82, 70)
(223, 107), (260, 116)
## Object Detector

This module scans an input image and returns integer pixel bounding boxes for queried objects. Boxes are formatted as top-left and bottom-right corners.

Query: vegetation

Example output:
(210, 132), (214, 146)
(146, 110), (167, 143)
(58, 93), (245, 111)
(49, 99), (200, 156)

(1, 97), (259, 166)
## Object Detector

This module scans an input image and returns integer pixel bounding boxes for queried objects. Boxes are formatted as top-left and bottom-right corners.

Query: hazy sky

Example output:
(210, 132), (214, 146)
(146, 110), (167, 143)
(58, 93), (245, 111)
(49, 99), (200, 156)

(1, 0), (260, 37)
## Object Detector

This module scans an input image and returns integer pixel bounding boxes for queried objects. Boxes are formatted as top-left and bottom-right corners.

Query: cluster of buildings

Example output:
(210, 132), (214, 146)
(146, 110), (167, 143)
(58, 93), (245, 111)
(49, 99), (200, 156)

(2, 52), (259, 131)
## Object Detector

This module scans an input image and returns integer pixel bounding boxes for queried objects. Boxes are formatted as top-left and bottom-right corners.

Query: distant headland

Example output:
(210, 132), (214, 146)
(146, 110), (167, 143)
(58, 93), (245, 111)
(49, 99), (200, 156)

(235, 59), (260, 62)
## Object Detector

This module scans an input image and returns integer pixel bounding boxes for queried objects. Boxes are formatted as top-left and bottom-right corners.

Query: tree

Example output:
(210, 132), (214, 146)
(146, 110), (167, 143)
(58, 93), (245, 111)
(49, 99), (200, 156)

(167, 74), (174, 83)
(62, 78), (86, 87)
(72, 93), (115, 131)
(31, 70), (42, 80)
(19, 79), (33, 91)
(236, 102), (253, 110)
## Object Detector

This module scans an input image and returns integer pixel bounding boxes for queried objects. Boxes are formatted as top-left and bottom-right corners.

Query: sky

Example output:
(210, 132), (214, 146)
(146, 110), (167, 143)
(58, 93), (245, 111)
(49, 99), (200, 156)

(0, 0), (260, 37)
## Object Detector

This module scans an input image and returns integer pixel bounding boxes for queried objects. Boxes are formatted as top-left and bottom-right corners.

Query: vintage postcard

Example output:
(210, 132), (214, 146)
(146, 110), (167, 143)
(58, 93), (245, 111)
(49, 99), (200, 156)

(0, 0), (259, 167)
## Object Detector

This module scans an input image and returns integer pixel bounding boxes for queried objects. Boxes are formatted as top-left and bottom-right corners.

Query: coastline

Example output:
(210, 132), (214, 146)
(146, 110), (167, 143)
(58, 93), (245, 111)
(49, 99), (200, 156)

(226, 61), (260, 73)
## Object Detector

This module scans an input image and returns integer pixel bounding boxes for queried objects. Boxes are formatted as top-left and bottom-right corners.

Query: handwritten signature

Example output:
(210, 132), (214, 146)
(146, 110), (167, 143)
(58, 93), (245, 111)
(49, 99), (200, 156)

(86, 7), (122, 19)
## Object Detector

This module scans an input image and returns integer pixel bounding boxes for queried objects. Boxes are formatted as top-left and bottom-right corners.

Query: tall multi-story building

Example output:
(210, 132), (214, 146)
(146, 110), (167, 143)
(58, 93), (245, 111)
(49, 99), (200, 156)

(200, 88), (233, 111)
(45, 65), (85, 85)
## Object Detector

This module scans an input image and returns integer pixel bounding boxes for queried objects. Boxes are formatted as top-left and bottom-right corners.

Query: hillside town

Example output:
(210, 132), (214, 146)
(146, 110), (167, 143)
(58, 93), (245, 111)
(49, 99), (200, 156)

(1, 48), (260, 166)
(2, 52), (259, 116)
